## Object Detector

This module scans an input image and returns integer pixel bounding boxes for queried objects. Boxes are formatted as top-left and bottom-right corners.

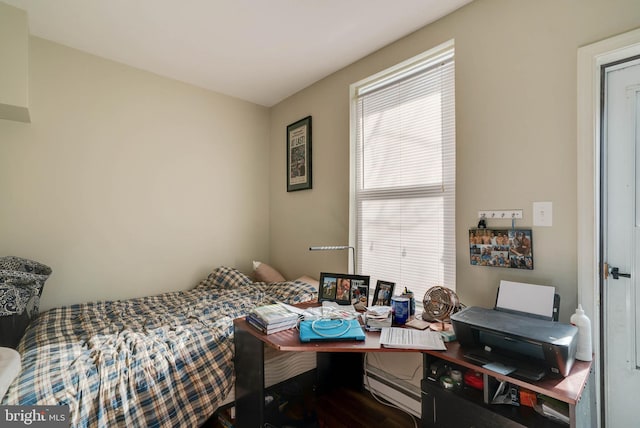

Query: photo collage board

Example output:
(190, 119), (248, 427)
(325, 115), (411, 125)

(469, 228), (533, 270)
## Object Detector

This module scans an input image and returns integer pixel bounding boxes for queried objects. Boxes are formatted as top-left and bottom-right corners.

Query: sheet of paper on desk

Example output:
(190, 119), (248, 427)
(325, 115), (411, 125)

(380, 327), (446, 350)
(276, 302), (319, 320)
(496, 280), (555, 319)
(321, 301), (359, 319)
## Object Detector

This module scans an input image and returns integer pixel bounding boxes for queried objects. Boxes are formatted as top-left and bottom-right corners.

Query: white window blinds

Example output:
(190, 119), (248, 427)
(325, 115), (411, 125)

(352, 44), (456, 304)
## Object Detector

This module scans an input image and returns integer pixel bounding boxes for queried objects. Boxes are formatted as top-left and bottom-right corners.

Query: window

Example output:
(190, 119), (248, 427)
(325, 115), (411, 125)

(350, 41), (456, 305)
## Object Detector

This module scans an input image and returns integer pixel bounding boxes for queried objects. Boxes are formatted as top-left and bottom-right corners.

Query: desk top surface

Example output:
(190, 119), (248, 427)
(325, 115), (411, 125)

(233, 307), (592, 405)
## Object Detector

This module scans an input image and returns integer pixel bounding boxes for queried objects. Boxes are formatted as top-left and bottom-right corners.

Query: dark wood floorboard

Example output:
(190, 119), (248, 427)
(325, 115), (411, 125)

(205, 387), (418, 428)
(316, 387), (417, 428)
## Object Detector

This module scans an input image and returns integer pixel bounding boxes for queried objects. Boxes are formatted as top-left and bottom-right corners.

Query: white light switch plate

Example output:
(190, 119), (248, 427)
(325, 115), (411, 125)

(533, 202), (552, 227)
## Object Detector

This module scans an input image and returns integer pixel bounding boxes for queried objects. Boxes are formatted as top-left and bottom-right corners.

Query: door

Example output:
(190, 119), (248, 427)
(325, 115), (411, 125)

(603, 56), (640, 427)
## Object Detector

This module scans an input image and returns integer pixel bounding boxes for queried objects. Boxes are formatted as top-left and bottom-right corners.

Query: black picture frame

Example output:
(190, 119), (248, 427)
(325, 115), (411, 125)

(286, 116), (312, 192)
(319, 272), (370, 305)
(469, 228), (533, 270)
(372, 280), (395, 306)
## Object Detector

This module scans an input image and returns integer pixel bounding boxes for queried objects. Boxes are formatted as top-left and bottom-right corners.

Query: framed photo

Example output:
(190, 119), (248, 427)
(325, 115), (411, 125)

(286, 116), (312, 192)
(319, 272), (370, 305)
(372, 280), (395, 306)
(469, 228), (533, 270)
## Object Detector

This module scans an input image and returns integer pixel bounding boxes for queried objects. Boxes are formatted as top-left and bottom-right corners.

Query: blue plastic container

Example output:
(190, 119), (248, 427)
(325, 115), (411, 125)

(391, 296), (410, 325)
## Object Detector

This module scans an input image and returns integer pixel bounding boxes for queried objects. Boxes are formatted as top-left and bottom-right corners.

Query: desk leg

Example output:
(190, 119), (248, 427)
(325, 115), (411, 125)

(235, 327), (265, 428)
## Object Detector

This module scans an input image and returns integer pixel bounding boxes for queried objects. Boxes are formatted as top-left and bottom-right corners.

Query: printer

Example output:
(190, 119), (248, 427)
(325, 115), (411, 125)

(450, 281), (578, 380)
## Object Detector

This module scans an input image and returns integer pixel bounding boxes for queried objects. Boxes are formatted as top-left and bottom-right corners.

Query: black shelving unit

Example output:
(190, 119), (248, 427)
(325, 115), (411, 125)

(421, 353), (589, 428)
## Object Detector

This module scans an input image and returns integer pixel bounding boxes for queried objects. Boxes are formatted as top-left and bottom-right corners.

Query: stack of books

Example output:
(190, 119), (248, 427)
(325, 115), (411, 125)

(247, 304), (300, 334)
(364, 306), (392, 331)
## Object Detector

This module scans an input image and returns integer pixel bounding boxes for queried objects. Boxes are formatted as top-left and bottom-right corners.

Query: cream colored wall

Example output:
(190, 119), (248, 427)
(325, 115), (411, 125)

(0, 2), (29, 122)
(269, 0), (640, 322)
(0, 37), (270, 310)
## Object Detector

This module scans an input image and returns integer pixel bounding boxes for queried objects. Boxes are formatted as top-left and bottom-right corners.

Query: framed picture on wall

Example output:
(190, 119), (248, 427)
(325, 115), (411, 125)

(286, 116), (312, 192)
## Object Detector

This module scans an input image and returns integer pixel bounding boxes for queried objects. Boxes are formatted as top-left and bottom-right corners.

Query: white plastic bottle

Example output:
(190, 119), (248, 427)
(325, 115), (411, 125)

(570, 304), (592, 361)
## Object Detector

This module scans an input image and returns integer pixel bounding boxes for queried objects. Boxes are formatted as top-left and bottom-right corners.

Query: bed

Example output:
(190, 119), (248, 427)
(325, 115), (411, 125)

(1, 266), (317, 427)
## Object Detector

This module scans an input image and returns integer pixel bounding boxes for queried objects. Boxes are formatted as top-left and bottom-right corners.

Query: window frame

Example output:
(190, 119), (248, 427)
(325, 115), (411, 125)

(349, 39), (456, 303)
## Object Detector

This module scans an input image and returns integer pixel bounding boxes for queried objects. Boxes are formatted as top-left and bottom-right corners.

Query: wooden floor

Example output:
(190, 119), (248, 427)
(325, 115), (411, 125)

(315, 387), (418, 428)
(207, 387), (418, 428)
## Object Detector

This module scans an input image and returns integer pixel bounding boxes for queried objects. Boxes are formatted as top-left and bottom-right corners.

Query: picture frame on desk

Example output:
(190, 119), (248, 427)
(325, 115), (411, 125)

(371, 280), (395, 306)
(319, 272), (370, 305)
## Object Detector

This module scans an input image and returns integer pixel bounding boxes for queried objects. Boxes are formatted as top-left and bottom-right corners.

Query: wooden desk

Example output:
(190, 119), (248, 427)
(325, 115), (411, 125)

(233, 316), (594, 428)
(233, 315), (398, 428)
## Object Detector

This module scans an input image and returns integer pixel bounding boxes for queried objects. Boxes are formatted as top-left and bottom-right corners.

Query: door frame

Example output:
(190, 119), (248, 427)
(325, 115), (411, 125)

(577, 27), (640, 426)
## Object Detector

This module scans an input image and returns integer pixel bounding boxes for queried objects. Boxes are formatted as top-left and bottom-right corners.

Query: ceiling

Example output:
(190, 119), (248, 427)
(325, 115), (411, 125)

(5, 0), (473, 107)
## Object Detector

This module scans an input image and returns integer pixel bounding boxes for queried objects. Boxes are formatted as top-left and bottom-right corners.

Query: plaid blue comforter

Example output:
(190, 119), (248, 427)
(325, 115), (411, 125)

(1, 267), (317, 427)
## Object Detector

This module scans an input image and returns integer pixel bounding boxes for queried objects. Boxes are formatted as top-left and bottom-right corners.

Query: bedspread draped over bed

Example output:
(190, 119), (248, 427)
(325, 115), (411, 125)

(1, 266), (317, 428)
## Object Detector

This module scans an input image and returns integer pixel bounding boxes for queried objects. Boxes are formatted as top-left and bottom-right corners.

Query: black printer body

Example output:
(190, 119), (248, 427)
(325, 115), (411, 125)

(451, 306), (578, 380)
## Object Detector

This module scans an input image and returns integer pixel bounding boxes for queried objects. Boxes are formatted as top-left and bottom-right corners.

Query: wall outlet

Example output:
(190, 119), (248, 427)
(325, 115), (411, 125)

(533, 202), (552, 227)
